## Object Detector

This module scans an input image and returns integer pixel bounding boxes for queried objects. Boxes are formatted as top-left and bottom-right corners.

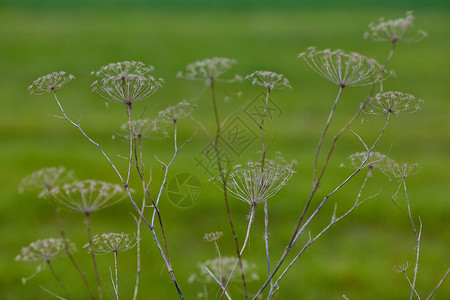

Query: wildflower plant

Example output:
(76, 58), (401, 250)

(177, 57), (241, 85)
(16, 238), (74, 263)
(28, 71), (75, 95)
(365, 11), (427, 44)
(365, 91), (423, 116)
(19, 11), (449, 300)
(91, 61), (163, 107)
(49, 180), (126, 214)
(245, 71), (292, 90)
(298, 47), (390, 88)
(18, 166), (74, 197)
(211, 160), (295, 207)
(120, 118), (168, 140)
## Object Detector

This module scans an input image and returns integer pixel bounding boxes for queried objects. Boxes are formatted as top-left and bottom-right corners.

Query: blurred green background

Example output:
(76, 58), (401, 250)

(1, 0), (449, 299)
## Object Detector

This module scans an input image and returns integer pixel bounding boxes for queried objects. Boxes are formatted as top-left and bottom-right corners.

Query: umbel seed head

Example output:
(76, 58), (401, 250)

(49, 180), (127, 215)
(16, 238), (75, 263)
(245, 70), (292, 90)
(91, 61), (163, 106)
(298, 47), (391, 87)
(177, 57), (241, 85)
(365, 11), (427, 44)
(365, 91), (423, 116)
(28, 72), (75, 95)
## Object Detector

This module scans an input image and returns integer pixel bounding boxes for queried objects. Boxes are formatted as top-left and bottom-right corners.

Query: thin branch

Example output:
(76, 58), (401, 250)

(426, 266), (450, 300)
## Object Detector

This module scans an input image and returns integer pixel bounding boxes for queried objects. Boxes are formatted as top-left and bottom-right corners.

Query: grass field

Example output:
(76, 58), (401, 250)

(1, 3), (449, 300)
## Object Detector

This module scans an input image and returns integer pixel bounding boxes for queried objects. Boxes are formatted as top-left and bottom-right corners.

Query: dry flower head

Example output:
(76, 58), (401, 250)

(245, 71), (292, 90)
(18, 167), (75, 198)
(298, 47), (391, 87)
(365, 91), (423, 116)
(84, 232), (136, 255)
(91, 61), (163, 106)
(28, 72), (75, 95)
(177, 57), (241, 85)
(16, 238), (75, 263)
(365, 11), (427, 44)
(49, 180), (126, 214)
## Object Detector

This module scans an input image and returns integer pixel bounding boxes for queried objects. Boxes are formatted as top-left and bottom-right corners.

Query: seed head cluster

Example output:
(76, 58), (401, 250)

(203, 231), (223, 243)
(189, 256), (259, 284)
(16, 238), (75, 263)
(28, 71), (75, 95)
(91, 61), (163, 106)
(365, 91), (423, 116)
(382, 161), (420, 180)
(342, 151), (393, 170)
(18, 167), (74, 198)
(157, 100), (196, 124)
(364, 11), (427, 44)
(298, 47), (390, 87)
(49, 180), (126, 214)
(211, 160), (295, 206)
(121, 118), (167, 140)
(245, 71), (292, 90)
(84, 233), (135, 255)
(177, 57), (241, 85)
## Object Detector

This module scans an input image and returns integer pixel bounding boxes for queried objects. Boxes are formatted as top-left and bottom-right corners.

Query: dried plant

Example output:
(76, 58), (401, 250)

(28, 71), (75, 95)
(245, 71), (291, 90)
(365, 11), (427, 44)
(298, 47), (391, 87)
(365, 91), (423, 116)
(91, 61), (163, 107)
(18, 11), (448, 300)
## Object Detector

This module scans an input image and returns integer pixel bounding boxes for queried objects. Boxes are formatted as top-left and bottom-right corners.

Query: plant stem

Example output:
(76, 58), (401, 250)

(47, 192), (95, 300)
(208, 76), (247, 299)
(114, 252), (119, 300)
(85, 213), (102, 300)
(51, 91), (184, 299)
(254, 113), (391, 299)
(46, 260), (75, 300)
(220, 205), (256, 298)
(313, 86), (344, 183)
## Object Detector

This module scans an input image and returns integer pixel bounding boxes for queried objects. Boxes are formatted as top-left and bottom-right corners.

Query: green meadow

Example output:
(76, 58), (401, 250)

(1, 1), (449, 299)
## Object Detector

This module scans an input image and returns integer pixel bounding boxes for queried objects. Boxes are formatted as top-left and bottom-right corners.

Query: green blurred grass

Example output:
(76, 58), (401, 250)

(1, 6), (449, 300)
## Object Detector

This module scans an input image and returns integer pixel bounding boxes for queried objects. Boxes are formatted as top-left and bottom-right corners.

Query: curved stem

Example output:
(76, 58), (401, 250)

(209, 76), (247, 299)
(46, 260), (75, 300)
(47, 192), (95, 300)
(85, 213), (102, 300)
(220, 205), (256, 297)
(254, 113), (391, 299)
(313, 86), (344, 183)
(51, 91), (184, 299)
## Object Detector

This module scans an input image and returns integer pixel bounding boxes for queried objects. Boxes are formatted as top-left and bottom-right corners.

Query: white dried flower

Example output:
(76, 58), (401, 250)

(157, 100), (196, 124)
(49, 180), (126, 214)
(365, 91), (423, 116)
(189, 256), (259, 284)
(177, 57), (241, 85)
(121, 118), (168, 140)
(342, 152), (393, 170)
(91, 61), (163, 107)
(382, 161), (420, 180)
(245, 71), (292, 90)
(28, 71), (75, 95)
(365, 11), (427, 44)
(18, 167), (75, 198)
(84, 233), (135, 255)
(16, 238), (75, 263)
(211, 159), (295, 206)
(298, 47), (391, 87)
(203, 231), (223, 243)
